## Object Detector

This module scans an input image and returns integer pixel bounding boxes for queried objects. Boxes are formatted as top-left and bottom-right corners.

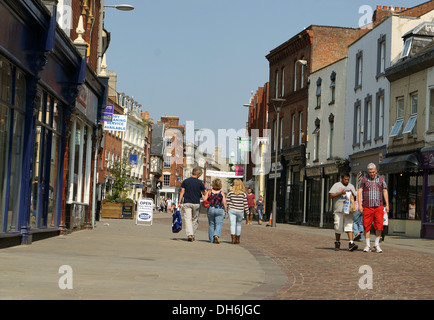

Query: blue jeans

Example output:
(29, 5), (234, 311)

(229, 209), (244, 236)
(353, 210), (364, 240)
(257, 208), (263, 221)
(207, 206), (225, 242)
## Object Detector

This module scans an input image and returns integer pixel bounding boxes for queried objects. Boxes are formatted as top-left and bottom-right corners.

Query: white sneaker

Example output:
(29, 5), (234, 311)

(363, 246), (371, 252)
(373, 245), (383, 253)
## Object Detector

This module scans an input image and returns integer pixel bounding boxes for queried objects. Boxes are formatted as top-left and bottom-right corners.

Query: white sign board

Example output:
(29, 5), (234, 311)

(136, 198), (154, 226)
(104, 115), (127, 132)
(206, 170), (244, 178)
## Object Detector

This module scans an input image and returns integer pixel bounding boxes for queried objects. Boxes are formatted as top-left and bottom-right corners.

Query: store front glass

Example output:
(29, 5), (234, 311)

(426, 172), (434, 224)
(388, 172), (423, 220)
(31, 87), (63, 229)
(0, 57), (26, 233)
(306, 177), (321, 226)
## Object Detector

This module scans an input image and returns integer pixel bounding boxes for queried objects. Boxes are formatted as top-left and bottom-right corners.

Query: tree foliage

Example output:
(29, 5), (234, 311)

(107, 157), (135, 203)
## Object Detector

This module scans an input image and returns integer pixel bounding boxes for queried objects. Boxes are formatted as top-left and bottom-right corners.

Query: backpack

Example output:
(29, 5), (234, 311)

(172, 210), (182, 233)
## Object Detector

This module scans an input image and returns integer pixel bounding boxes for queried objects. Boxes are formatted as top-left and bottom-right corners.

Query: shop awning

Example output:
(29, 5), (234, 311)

(379, 153), (420, 173)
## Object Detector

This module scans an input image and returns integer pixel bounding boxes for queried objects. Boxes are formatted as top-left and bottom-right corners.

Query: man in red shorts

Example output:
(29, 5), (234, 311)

(358, 163), (389, 253)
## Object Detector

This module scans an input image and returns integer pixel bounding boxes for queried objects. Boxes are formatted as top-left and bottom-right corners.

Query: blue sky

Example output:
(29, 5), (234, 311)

(103, 0), (423, 154)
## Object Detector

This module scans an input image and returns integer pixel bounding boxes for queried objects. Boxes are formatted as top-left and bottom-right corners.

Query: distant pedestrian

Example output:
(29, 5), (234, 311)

(329, 173), (358, 251)
(167, 198), (172, 213)
(353, 200), (364, 242)
(178, 168), (207, 242)
(159, 199), (165, 212)
(227, 179), (248, 244)
(381, 207), (389, 242)
(256, 195), (264, 225)
(358, 163), (389, 253)
(246, 188), (256, 225)
(206, 179), (227, 244)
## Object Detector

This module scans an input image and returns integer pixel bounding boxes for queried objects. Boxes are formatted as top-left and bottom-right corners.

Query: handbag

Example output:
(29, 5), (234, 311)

(172, 210), (182, 233)
(203, 190), (211, 208)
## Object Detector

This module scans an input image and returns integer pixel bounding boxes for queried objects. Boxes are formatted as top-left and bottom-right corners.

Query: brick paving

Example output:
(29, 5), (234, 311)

(191, 215), (434, 300)
(1, 212), (432, 301)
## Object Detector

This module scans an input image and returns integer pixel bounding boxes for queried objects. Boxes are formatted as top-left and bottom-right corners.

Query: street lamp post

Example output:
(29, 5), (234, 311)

(104, 4), (135, 11)
(270, 98), (285, 228)
(243, 103), (253, 185)
(92, 2), (135, 229)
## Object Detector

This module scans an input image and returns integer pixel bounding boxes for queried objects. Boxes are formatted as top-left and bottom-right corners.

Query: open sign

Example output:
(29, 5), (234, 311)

(136, 199), (154, 226)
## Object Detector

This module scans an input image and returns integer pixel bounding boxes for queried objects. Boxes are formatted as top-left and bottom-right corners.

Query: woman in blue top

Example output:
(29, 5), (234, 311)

(206, 179), (227, 244)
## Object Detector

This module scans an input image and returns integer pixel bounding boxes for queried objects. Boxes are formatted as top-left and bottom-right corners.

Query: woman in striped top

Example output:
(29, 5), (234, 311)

(226, 179), (248, 244)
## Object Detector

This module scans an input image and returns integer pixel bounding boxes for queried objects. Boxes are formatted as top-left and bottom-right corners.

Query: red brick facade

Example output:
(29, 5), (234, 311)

(266, 25), (366, 152)
(69, 0), (101, 72)
(246, 83), (269, 182)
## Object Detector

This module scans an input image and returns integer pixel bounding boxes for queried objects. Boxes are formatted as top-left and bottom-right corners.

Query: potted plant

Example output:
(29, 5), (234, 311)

(101, 157), (136, 219)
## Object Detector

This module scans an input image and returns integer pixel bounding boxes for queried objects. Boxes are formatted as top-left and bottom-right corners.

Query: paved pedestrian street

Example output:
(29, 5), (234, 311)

(1, 212), (433, 302)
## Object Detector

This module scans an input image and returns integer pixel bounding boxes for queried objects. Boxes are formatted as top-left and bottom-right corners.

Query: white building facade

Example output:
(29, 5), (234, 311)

(344, 11), (434, 184)
(119, 93), (146, 202)
(306, 57), (349, 227)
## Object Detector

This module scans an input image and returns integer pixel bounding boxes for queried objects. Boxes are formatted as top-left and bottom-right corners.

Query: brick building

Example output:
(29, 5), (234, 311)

(265, 25), (365, 224)
(157, 116), (185, 205)
(141, 111), (152, 198)
(245, 83), (269, 200)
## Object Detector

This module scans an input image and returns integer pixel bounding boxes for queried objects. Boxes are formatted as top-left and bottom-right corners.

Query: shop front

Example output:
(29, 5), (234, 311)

(380, 152), (423, 238)
(421, 148), (434, 239)
(0, 0), (84, 246)
(63, 69), (108, 232)
(304, 163), (340, 228)
(305, 166), (322, 227)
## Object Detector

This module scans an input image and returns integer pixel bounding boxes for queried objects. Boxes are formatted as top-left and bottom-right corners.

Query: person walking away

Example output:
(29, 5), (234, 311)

(256, 195), (264, 225)
(329, 173), (358, 251)
(227, 179), (248, 244)
(178, 168), (207, 242)
(206, 179), (227, 244)
(246, 188), (256, 225)
(358, 163), (389, 253)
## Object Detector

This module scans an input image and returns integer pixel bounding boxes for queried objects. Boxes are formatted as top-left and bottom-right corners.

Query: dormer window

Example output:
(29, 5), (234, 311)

(401, 37), (413, 58)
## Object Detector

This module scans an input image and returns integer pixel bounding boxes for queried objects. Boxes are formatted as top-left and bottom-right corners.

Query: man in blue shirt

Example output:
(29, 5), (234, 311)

(178, 168), (207, 242)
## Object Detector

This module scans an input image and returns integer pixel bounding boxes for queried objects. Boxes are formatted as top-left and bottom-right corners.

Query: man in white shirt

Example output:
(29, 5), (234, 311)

(329, 173), (358, 251)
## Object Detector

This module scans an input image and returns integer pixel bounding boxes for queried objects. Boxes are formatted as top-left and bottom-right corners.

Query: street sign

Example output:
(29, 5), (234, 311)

(136, 199), (154, 227)
(129, 154), (138, 165)
(238, 137), (251, 152)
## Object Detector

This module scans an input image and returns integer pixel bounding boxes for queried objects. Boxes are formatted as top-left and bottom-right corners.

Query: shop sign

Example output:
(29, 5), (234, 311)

(76, 84), (98, 124)
(422, 151), (434, 169)
(306, 167), (322, 177)
(324, 165), (339, 175)
(102, 104), (114, 122)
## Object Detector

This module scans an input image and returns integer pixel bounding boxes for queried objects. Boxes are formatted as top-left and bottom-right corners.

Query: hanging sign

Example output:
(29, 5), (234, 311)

(102, 104), (114, 122)
(104, 115), (127, 132)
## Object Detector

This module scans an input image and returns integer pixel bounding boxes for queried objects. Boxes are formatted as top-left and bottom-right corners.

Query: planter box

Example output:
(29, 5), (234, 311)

(101, 202), (135, 220)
